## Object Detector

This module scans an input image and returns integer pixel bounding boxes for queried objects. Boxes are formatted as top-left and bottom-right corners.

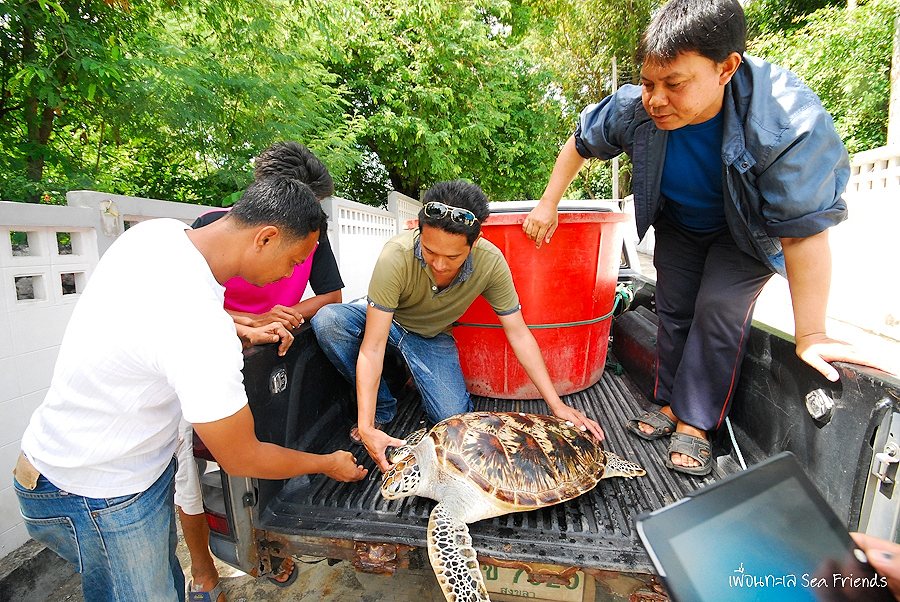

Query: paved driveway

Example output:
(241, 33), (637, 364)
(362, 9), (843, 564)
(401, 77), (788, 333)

(11, 525), (447, 602)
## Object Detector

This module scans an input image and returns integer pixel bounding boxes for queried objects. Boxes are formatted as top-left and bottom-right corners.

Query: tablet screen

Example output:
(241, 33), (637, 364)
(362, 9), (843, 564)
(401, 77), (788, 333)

(638, 453), (894, 601)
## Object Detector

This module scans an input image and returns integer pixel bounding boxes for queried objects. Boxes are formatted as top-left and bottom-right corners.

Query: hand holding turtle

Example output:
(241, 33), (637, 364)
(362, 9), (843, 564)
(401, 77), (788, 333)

(360, 427), (407, 472)
(547, 402), (605, 442)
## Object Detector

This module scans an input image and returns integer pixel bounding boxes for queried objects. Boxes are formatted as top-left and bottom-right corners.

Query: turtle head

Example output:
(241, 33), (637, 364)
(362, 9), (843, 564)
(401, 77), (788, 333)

(381, 452), (421, 499)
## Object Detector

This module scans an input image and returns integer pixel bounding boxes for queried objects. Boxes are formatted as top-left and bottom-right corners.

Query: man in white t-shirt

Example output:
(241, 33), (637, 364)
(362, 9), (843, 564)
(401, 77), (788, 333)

(13, 177), (367, 602)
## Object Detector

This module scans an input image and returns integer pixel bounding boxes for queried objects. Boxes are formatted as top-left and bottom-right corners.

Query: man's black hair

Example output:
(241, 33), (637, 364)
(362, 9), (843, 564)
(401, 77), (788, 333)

(635, 0), (746, 66)
(230, 177), (327, 240)
(418, 180), (490, 247)
(254, 141), (335, 200)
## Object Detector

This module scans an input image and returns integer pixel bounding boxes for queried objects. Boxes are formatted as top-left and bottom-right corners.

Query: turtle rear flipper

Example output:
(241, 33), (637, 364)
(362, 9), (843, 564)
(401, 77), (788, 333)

(427, 502), (489, 602)
(600, 451), (646, 479)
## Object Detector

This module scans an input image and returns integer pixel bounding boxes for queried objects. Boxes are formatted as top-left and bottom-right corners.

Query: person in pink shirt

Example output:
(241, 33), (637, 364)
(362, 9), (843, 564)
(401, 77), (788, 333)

(193, 142), (344, 332)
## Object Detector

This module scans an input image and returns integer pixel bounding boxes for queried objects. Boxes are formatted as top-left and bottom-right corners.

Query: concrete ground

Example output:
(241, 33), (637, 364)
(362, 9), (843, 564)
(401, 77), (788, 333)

(3, 522), (636, 601)
(0, 522), (451, 602)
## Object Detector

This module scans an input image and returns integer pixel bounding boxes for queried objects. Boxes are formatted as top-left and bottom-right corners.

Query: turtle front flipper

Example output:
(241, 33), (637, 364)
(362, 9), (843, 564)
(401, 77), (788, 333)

(427, 501), (489, 602)
(388, 428), (428, 464)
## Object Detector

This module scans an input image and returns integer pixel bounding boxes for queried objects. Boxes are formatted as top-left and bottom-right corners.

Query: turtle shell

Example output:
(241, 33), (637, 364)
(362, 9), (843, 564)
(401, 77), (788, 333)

(429, 412), (605, 508)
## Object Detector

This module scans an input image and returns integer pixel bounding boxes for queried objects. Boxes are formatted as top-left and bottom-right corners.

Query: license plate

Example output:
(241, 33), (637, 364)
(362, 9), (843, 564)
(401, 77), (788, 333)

(481, 564), (588, 601)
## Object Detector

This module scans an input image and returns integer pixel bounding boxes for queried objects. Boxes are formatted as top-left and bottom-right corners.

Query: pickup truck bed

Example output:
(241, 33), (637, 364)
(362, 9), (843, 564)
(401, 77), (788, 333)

(219, 296), (897, 588)
(258, 366), (735, 574)
(245, 305), (740, 576)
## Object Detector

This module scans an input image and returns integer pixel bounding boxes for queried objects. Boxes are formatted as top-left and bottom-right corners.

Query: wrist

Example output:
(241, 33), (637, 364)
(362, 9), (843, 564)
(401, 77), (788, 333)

(796, 331), (826, 341)
(358, 422), (379, 437)
(546, 398), (565, 411)
(538, 195), (561, 209)
(322, 452), (338, 475)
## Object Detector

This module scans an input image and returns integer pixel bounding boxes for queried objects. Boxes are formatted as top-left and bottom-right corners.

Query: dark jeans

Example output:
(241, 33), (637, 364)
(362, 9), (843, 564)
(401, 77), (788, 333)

(653, 216), (774, 431)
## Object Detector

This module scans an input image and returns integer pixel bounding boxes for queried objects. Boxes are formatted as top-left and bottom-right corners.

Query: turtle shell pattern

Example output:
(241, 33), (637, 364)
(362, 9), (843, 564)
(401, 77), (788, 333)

(429, 411), (605, 508)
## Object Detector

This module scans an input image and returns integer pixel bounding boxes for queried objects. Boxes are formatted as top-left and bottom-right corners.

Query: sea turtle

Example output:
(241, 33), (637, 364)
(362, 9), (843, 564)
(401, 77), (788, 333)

(380, 411), (646, 602)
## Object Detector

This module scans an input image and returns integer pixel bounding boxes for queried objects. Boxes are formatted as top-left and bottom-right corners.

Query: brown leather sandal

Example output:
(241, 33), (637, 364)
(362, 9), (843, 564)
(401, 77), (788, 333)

(625, 409), (676, 440)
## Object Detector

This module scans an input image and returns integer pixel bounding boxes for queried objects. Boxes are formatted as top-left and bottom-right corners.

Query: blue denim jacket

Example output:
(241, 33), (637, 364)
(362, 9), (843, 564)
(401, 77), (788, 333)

(574, 54), (849, 275)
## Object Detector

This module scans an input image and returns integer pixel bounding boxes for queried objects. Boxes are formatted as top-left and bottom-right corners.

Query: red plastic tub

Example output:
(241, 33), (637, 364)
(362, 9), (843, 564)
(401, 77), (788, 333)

(453, 210), (627, 399)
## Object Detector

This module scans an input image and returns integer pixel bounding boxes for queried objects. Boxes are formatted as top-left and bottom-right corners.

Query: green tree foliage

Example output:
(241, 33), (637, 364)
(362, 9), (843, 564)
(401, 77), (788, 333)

(748, 0), (898, 153)
(117, 0), (360, 203)
(1, 0), (360, 205)
(524, 0), (658, 105)
(1, 0), (141, 202)
(745, 0), (844, 37)
(1, 0), (569, 205)
(518, 0), (660, 199)
(325, 0), (567, 203)
(1, 0), (896, 206)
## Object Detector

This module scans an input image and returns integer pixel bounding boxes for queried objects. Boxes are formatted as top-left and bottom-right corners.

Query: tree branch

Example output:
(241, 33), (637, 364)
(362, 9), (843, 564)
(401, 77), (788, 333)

(0, 104), (25, 119)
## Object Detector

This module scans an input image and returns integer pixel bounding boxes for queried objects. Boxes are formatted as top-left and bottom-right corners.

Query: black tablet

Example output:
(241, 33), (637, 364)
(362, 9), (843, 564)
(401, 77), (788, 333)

(636, 452), (894, 601)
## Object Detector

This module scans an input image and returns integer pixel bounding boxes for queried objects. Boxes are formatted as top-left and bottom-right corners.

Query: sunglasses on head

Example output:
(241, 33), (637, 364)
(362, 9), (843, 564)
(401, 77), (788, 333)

(423, 201), (479, 226)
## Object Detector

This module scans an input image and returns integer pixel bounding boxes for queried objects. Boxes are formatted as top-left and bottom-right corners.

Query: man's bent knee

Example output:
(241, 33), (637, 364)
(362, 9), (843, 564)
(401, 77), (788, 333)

(314, 303), (369, 344)
(310, 304), (339, 333)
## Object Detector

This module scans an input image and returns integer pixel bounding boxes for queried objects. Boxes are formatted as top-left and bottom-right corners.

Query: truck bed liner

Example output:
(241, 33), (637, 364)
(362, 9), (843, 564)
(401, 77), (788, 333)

(258, 355), (740, 573)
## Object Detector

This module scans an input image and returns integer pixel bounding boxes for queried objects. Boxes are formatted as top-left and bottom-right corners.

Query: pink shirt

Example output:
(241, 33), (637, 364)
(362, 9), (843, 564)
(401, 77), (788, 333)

(195, 208), (320, 314)
(223, 244), (317, 314)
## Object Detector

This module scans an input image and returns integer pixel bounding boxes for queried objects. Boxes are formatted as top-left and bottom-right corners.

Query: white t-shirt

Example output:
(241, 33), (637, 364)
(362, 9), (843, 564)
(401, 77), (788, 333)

(22, 218), (248, 498)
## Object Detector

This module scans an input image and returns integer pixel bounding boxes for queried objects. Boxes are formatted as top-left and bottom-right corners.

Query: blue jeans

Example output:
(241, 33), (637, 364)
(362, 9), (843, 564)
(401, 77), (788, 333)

(312, 302), (473, 425)
(15, 458), (184, 602)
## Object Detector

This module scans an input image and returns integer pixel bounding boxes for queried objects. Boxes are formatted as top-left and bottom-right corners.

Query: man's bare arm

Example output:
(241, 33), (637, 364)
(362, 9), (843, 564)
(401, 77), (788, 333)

(193, 405), (367, 482)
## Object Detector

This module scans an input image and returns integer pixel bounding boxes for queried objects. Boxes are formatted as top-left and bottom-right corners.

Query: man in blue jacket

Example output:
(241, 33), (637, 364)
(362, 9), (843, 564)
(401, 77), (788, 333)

(523, 0), (890, 475)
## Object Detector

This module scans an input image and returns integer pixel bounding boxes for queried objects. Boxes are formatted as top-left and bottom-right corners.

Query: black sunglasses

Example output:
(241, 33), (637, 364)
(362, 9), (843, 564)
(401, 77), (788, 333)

(423, 201), (479, 226)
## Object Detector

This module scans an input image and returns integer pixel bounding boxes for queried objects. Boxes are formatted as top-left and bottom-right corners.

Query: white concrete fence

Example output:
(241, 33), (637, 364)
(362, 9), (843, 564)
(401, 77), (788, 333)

(847, 145), (900, 193)
(0, 144), (897, 558)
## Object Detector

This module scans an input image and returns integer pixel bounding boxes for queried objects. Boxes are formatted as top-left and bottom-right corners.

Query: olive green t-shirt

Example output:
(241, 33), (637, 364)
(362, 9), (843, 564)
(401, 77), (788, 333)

(366, 229), (520, 338)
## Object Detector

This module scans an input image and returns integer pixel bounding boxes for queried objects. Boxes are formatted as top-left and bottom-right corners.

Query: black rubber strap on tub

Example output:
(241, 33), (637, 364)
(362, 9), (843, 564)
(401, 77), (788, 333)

(453, 294), (621, 330)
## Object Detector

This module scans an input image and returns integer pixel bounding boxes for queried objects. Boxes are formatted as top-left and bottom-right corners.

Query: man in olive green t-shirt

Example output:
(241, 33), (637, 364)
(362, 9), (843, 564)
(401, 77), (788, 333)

(312, 180), (604, 471)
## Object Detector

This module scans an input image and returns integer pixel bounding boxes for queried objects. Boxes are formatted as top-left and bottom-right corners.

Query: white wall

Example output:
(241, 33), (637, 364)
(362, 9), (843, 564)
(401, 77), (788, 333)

(847, 145), (900, 193)
(747, 147), (900, 345)
(0, 203), (101, 556)
(387, 191), (422, 231)
(754, 186), (900, 345)
(0, 193), (206, 558)
(321, 196), (410, 302)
